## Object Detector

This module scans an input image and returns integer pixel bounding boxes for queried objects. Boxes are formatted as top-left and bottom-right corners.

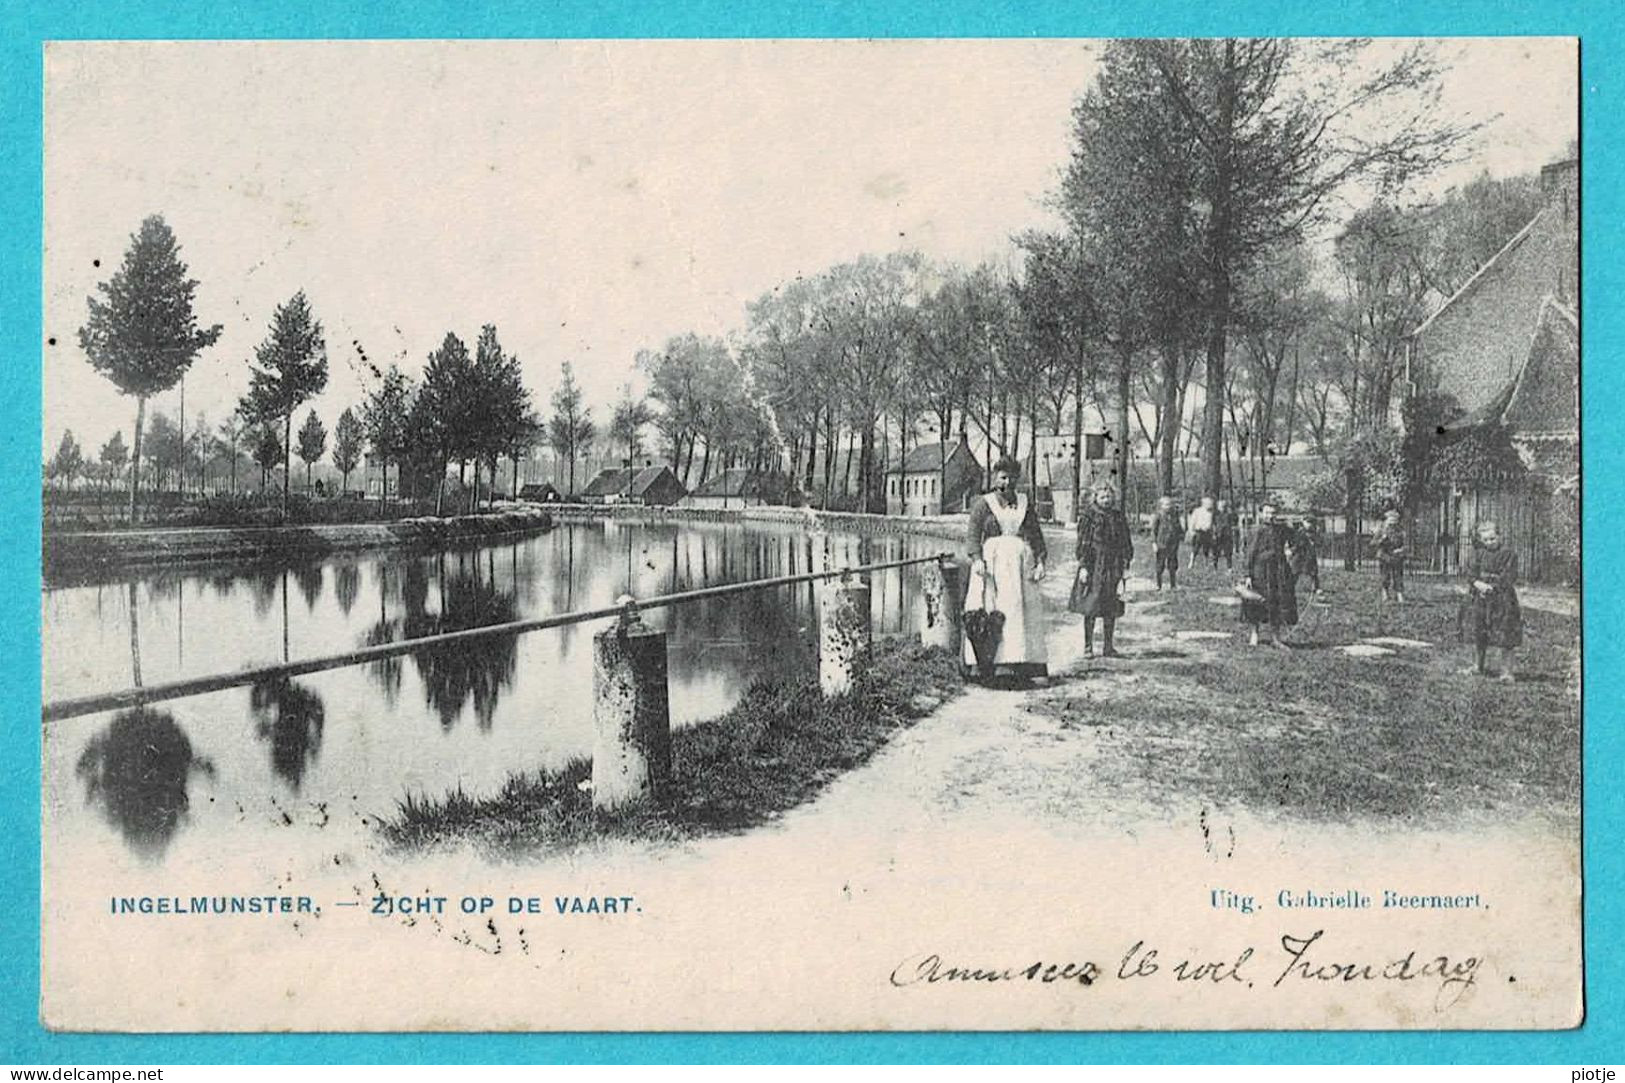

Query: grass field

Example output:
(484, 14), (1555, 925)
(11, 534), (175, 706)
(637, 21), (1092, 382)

(1029, 555), (1581, 827)
(382, 551), (1579, 857)
(382, 636), (965, 856)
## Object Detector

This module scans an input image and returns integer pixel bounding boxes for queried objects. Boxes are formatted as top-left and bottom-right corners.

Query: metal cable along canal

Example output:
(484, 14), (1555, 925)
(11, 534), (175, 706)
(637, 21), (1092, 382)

(42, 552), (953, 723)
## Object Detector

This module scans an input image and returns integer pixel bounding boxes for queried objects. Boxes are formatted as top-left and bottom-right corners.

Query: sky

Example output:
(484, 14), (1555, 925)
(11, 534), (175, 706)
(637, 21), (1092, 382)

(41, 38), (1578, 458)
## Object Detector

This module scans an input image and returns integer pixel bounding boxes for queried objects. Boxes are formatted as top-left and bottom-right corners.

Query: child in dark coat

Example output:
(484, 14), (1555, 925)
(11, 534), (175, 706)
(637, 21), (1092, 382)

(1150, 495), (1183, 590)
(1290, 514), (1322, 594)
(1374, 510), (1407, 603)
(1070, 483), (1134, 658)
(1240, 503), (1297, 649)
(1459, 520), (1523, 681)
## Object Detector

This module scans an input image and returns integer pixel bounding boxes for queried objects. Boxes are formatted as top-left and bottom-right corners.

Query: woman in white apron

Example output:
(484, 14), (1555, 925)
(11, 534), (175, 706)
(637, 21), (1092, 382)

(962, 456), (1048, 683)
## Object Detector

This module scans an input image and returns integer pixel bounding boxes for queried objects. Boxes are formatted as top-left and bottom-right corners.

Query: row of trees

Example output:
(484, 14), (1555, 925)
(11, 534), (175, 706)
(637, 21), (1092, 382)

(47, 401), (371, 499)
(628, 40), (1542, 519)
(75, 215), (554, 522)
(72, 45), (1552, 524)
(355, 326), (540, 514)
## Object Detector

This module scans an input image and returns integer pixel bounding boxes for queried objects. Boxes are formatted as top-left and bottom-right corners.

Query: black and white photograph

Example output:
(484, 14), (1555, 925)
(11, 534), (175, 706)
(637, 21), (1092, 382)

(39, 37), (1580, 1030)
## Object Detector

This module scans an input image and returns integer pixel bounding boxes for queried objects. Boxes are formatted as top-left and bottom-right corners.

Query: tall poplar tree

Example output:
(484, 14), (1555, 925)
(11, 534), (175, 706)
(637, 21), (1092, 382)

(240, 291), (328, 519)
(548, 362), (595, 496)
(362, 365), (413, 508)
(296, 410), (328, 494)
(332, 407), (365, 495)
(78, 215), (222, 523)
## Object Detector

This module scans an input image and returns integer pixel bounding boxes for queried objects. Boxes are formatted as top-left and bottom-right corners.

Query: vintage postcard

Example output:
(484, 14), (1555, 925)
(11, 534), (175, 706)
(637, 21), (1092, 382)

(39, 37), (1581, 1031)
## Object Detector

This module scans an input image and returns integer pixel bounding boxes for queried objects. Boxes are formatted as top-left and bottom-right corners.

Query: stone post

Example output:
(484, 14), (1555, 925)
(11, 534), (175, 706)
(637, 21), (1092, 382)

(918, 558), (962, 652)
(818, 573), (872, 698)
(591, 596), (672, 810)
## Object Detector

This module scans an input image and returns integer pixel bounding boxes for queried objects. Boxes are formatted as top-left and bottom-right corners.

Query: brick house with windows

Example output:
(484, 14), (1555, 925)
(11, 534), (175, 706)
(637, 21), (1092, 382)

(885, 441), (982, 516)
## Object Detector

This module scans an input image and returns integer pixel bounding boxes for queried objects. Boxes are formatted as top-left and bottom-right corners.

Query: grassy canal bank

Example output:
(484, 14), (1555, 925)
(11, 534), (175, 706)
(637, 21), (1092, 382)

(382, 637), (964, 856)
(42, 507), (556, 580)
(42, 502), (971, 580)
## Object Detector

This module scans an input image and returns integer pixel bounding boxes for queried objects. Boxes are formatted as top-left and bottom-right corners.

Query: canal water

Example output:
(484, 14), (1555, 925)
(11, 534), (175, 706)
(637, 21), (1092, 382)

(42, 520), (946, 871)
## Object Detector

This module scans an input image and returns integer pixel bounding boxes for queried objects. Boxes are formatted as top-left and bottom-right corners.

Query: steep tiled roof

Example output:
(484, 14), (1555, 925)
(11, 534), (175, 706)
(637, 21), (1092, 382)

(691, 468), (786, 498)
(582, 468), (631, 496)
(889, 441), (974, 474)
(628, 465), (684, 497)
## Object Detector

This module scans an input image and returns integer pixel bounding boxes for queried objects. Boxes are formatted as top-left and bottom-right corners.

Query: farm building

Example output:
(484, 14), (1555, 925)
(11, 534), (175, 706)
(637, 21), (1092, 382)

(625, 464), (687, 506)
(683, 469), (790, 510)
(518, 481), (563, 503)
(1404, 157), (1579, 583)
(580, 468), (632, 504)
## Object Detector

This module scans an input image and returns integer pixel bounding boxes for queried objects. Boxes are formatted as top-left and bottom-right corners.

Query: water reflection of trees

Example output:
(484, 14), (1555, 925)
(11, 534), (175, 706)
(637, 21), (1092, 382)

(333, 562), (361, 617)
(343, 524), (918, 731)
(248, 676), (326, 791)
(249, 567), (281, 618)
(293, 564), (324, 611)
(359, 554), (520, 730)
(75, 707), (215, 861)
(404, 566), (520, 730)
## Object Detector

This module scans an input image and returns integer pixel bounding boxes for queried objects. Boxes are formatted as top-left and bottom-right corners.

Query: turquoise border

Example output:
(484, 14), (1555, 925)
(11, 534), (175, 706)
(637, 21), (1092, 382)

(2, 0), (1613, 1064)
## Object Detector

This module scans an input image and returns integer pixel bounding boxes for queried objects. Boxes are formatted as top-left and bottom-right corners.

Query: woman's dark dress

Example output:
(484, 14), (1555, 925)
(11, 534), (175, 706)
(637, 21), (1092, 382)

(1460, 543), (1523, 648)
(1069, 504), (1133, 618)
(1240, 522), (1298, 627)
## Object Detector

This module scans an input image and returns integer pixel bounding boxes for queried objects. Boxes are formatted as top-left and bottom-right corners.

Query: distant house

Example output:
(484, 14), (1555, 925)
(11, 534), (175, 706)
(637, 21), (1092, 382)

(363, 452), (396, 500)
(885, 442), (982, 517)
(1404, 157), (1579, 581)
(519, 481), (563, 503)
(683, 469), (788, 510)
(580, 468), (632, 504)
(626, 464), (687, 506)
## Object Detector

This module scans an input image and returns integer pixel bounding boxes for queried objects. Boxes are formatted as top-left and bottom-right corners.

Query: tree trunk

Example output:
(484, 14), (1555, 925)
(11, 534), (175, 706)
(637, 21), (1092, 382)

(857, 423), (874, 513)
(1071, 352), (1083, 524)
(1282, 344), (1301, 457)
(1343, 468), (1361, 571)
(1199, 42), (1238, 501)
(802, 414), (817, 495)
(282, 412), (293, 522)
(1158, 345), (1181, 494)
(842, 430), (856, 498)
(821, 414), (836, 508)
(1116, 343), (1132, 502)
(1028, 390), (1040, 508)
(128, 396), (146, 525)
